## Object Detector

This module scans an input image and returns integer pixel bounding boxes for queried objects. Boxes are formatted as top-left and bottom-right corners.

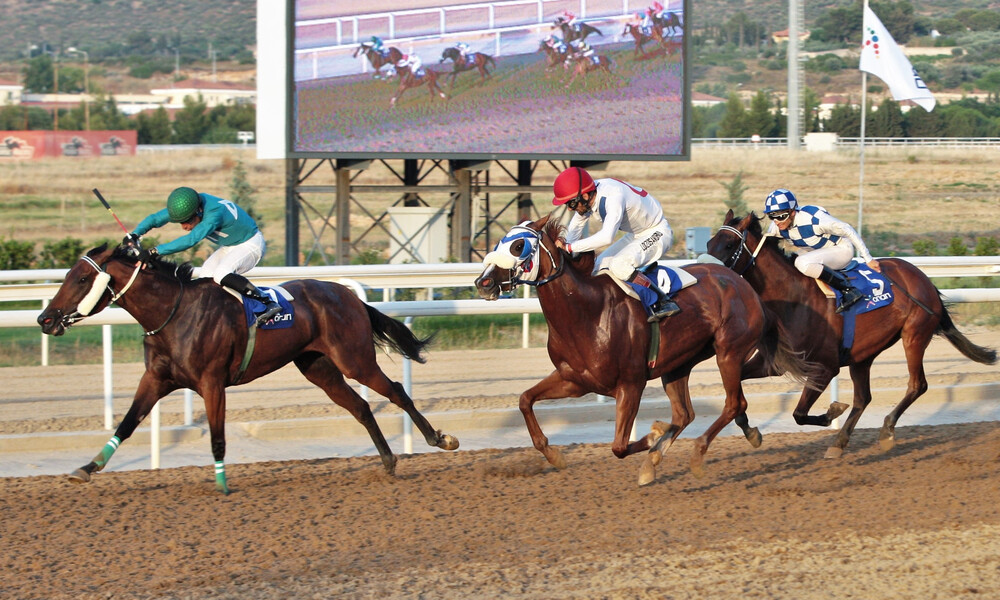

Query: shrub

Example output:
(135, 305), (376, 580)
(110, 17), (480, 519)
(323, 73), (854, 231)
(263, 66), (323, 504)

(974, 237), (999, 256)
(912, 239), (937, 256)
(38, 238), (87, 268)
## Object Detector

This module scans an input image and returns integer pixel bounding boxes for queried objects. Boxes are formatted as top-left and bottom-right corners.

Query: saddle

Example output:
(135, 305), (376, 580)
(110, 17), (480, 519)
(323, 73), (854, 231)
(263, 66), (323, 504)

(598, 263), (697, 302)
(236, 285), (296, 330)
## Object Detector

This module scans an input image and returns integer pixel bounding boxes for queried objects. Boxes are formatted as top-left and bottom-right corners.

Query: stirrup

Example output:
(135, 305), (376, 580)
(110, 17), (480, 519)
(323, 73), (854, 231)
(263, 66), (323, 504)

(647, 299), (681, 322)
(255, 302), (282, 326)
(835, 289), (865, 314)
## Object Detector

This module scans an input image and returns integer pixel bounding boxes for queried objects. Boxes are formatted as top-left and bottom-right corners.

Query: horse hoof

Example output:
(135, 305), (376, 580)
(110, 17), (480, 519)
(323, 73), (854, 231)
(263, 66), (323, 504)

(68, 468), (91, 484)
(827, 402), (849, 420)
(216, 484), (231, 495)
(545, 448), (567, 470)
(690, 457), (706, 479)
(878, 433), (896, 452)
(638, 456), (656, 486)
(746, 427), (762, 448)
(438, 434), (460, 451)
(824, 446), (844, 459)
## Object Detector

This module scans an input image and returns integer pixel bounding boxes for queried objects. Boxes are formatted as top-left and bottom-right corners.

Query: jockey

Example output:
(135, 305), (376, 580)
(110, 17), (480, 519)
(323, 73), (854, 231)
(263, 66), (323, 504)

(397, 53), (424, 77)
(568, 38), (597, 64)
(562, 10), (577, 26)
(455, 42), (470, 62)
(633, 11), (653, 33)
(370, 36), (385, 54)
(552, 167), (679, 322)
(649, 1), (666, 20)
(126, 186), (281, 326)
(763, 188), (881, 313)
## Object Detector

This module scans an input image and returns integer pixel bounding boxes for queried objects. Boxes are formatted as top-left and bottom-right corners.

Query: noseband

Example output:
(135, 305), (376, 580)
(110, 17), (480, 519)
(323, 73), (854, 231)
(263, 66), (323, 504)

(77, 254), (183, 337)
(515, 229), (564, 288)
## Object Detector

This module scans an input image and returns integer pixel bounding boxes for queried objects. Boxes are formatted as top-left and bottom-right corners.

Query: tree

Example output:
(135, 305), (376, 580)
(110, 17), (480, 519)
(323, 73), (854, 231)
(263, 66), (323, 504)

(229, 160), (263, 226)
(718, 170), (749, 218)
(172, 95), (210, 143)
(824, 103), (861, 137)
(946, 237), (968, 256)
(22, 55), (54, 93)
(136, 107), (173, 144)
(905, 107), (944, 137)
(745, 90), (777, 137)
(870, 98), (905, 137)
(717, 93), (750, 138)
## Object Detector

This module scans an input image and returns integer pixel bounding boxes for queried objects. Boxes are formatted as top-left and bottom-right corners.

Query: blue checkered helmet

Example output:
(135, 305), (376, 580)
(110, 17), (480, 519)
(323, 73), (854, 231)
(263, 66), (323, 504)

(764, 189), (798, 214)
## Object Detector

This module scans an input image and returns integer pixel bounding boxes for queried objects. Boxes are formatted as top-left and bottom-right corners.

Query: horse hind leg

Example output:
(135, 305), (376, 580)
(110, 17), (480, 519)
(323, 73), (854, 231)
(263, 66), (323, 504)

(351, 361), (459, 452)
(294, 354), (399, 474)
(825, 358), (876, 459)
(879, 332), (932, 452)
(639, 376), (695, 486)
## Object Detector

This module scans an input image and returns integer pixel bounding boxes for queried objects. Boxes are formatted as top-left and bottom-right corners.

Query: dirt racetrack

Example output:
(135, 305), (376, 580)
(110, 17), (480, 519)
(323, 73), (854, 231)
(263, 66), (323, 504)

(3, 327), (1000, 599)
(2, 421), (999, 599)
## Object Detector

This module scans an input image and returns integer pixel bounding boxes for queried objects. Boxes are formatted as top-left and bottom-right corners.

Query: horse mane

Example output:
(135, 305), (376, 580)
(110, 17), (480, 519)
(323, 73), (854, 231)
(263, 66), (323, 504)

(734, 212), (800, 270)
(542, 218), (596, 274)
(94, 244), (196, 283)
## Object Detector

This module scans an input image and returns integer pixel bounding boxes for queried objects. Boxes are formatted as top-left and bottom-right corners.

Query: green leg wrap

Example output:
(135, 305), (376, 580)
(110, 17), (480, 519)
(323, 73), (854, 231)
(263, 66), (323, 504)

(214, 460), (230, 495)
(93, 436), (121, 470)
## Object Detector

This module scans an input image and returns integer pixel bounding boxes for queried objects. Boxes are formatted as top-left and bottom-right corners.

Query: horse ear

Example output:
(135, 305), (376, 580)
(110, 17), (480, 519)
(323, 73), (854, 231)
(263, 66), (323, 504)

(724, 208), (734, 222)
(533, 214), (551, 231)
(738, 212), (755, 230)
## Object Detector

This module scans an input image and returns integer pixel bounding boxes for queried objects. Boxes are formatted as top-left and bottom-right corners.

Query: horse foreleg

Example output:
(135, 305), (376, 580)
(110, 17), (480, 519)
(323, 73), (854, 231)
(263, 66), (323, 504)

(825, 359), (875, 459)
(879, 331), (932, 452)
(791, 369), (843, 427)
(69, 372), (176, 485)
(689, 355), (750, 478)
(639, 375), (694, 486)
(519, 370), (589, 469)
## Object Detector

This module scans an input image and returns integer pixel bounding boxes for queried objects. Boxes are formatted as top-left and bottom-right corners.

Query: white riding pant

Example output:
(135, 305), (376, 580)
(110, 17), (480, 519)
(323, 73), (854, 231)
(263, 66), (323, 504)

(594, 220), (673, 282)
(198, 231), (266, 283)
(794, 242), (854, 279)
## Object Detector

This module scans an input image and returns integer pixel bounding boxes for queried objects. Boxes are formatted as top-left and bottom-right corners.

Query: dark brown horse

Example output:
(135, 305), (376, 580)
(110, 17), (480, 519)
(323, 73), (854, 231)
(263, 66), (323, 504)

(538, 39), (569, 71)
(474, 216), (819, 485)
(440, 47), (495, 89)
(553, 17), (603, 44)
(622, 23), (667, 58)
(705, 211), (997, 458)
(37, 244), (459, 494)
(564, 54), (614, 88)
(390, 64), (448, 107)
(353, 43), (403, 79)
(651, 11), (684, 37)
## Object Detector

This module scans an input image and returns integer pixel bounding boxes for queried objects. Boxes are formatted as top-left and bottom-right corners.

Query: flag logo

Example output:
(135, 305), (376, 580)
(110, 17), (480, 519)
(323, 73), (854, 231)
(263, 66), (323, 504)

(863, 26), (880, 58)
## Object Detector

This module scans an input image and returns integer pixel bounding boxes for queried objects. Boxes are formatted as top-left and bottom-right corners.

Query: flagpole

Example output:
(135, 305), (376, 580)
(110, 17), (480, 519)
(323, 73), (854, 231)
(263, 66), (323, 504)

(857, 0), (870, 236)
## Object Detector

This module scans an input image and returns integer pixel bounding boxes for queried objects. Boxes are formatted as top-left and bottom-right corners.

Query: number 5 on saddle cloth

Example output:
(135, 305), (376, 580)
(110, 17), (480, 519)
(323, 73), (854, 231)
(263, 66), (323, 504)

(238, 286), (295, 329)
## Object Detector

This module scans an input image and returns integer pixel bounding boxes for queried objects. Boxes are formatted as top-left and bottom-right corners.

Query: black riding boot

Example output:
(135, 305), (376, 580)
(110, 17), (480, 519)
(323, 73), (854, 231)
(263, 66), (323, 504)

(817, 266), (867, 313)
(220, 273), (282, 326)
(629, 271), (680, 322)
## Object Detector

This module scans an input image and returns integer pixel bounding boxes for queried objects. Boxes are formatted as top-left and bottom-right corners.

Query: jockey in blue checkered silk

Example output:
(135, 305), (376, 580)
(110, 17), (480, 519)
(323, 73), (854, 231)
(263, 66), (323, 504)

(762, 188), (881, 313)
(552, 166), (679, 322)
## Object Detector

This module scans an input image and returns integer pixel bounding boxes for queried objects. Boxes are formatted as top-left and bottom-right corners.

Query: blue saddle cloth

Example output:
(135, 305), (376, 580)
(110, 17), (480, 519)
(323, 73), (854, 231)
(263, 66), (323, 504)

(241, 287), (295, 329)
(837, 262), (893, 350)
(625, 263), (687, 308)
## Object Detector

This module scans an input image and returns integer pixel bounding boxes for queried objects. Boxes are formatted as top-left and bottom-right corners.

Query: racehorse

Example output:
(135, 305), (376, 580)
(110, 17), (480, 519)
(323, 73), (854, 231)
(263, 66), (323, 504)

(390, 64), (448, 107)
(474, 216), (821, 485)
(538, 39), (569, 71)
(564, 53), (615, 88)
(651, 11), (684, 37)
(37, 244), (460, 494)
(353, 43), (403, 79)
(439, 47), (496, 89)
(553, 17), (603, 44)
(705, 211), (997, 458)
(622, 23), (667, 58)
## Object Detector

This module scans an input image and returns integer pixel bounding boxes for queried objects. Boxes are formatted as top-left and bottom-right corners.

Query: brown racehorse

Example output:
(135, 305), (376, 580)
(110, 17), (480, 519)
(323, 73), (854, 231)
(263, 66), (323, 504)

(353, 43), (403, 79)
(651, 11), (684, 37)
(440, 47), (495, 89)
(37, 244), (460, 494)
(474, 216), (820, 485)
(564, 53), (614, 88)
(705, 211), (997, 458)
(622, 23), (668, 58)
(538, 39), (569, 71)
(390, 64), (448, 107)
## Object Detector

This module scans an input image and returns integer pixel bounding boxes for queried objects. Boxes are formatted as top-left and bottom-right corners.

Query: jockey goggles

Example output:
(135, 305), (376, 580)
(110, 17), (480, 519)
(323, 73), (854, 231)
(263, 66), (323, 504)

(768, 211), (792, 222)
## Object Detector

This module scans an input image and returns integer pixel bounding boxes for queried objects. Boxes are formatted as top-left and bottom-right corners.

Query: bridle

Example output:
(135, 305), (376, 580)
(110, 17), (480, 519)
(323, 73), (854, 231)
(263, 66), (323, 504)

(76, 253), (184, 336)
(715, 224), (771, 277)
(485, 224), (565, 292)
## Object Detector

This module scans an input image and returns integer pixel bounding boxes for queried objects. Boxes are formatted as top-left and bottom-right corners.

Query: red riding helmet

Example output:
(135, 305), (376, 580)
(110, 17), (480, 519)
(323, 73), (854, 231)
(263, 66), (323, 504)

(552, 166), (596, 205)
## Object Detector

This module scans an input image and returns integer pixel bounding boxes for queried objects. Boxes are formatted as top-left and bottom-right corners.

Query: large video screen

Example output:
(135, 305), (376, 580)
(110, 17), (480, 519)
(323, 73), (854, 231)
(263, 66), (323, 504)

(289, 0), (689, 160)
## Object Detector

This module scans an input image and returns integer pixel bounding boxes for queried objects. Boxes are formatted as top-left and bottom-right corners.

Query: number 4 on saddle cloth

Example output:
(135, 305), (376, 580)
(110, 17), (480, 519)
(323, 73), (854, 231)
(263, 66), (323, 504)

(817, 262), (894, 350)
(239, 286), (295, 329)
(601, 263), (697, 308)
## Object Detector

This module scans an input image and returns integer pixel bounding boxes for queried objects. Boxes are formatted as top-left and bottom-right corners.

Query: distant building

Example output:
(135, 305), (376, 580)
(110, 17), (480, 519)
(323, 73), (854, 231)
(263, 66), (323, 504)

(149, 79), (256, 109)
(0, 79), (23, 106)
(692, 91), (726, 107)
(771, 29), (810, 44)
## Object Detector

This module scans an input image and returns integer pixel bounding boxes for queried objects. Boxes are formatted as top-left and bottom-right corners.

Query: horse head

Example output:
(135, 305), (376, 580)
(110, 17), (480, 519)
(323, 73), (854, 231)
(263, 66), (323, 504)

(37, 244), (193, 336)
(705, 209), (770, 274)
(441, 47), (457, 63)
(475, 215), (569, 300)
(353, 43), (369, 58)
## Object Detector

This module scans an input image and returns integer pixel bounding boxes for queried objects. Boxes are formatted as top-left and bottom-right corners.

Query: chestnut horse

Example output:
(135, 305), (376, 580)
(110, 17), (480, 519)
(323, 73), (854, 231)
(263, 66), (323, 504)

(390, 64), (448, 107)
(564, 54), (615, 88)
(353, 43), (403, 79)
(37, 244), (459, 494)
(705, 211), (996, 458)
(475, 216), (820, 485)
(622, 23), (668, 59)
(553, 17), (603, 44)
(538, 39), (569, 71)
(440, 47), (496, 89)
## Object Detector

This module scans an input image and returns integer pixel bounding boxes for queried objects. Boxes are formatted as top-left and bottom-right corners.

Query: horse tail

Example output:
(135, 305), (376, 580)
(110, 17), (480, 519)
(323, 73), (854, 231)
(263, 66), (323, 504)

(757, 315), (826, 392)
(936, 299), (997, 365)
(364, 303), (434, 364)
(592, 25), (604, 36)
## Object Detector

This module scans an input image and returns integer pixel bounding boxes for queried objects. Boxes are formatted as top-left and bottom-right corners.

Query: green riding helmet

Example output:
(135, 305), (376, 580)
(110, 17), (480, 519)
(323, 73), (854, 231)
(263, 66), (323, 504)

(166, 187), (201, 223)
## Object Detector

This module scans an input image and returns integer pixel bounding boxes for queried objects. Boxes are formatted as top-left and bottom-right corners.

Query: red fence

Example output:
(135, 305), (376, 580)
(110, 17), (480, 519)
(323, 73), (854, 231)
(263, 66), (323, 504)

(0, 130), (137, 160)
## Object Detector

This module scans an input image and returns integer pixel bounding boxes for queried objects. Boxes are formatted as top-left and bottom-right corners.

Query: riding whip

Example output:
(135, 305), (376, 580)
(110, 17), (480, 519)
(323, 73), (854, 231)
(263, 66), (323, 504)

(92, 188), (130, 233)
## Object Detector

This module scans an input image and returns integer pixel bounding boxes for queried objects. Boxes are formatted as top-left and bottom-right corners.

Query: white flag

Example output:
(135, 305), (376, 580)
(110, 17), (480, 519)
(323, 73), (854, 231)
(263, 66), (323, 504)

(859, 5), (936, 111)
